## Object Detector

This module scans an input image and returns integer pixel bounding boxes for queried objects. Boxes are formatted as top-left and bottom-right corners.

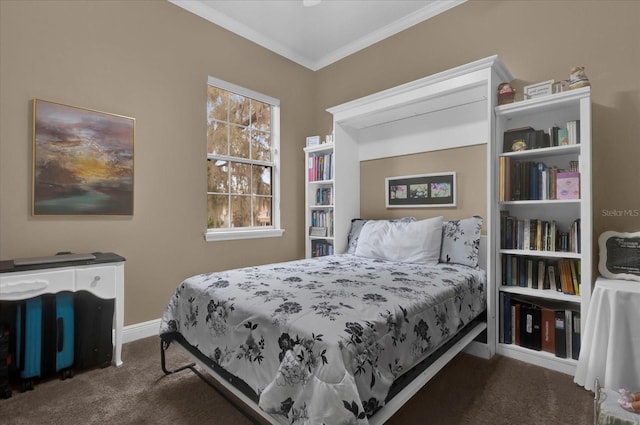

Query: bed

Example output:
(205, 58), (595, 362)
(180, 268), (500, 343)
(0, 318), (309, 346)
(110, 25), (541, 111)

(159, 216), (487, 424)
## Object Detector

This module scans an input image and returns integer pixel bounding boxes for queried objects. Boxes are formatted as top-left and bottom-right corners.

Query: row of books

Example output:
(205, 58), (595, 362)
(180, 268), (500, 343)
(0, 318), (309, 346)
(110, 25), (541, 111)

(501, 255), (581, 295)
(502, 121), (580, 153)
(498, 158), (580, 201)
(500, 212), (581, 253)
(308, 152), (334, 182)
(500, 293), (580, 360)
(314, 187), (333, 206)
(310, 210), (333, 234)
(311, 240), (334, 257)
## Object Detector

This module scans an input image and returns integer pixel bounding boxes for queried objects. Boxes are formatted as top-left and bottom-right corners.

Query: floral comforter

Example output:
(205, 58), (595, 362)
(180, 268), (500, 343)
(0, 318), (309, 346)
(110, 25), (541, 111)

(159, 254), (486, 425)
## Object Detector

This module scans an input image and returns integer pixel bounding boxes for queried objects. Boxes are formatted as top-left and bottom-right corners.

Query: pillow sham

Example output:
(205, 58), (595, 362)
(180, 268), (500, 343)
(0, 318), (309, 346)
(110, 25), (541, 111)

(440, 216), (483, 268)
(355, 216), (443, 264)
(347, 217), (415, 254)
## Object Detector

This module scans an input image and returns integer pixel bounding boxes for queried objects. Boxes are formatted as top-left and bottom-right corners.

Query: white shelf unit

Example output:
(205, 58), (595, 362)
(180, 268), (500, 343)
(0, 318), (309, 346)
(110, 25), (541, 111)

(304, 142), (336, 258)
(326, 55), (513, 359)
(492, 87), (592, 375)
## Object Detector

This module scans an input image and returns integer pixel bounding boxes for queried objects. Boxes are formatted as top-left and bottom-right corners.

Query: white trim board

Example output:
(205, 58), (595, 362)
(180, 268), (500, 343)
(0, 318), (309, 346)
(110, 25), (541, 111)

(122, 318), (161, 344)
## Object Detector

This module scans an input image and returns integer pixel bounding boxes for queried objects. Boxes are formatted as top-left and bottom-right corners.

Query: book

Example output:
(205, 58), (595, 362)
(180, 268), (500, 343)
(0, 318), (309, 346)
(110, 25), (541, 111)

(565, 309), (573, 359)
(520, 304), (541, 351)
(513, 302), (521, 346)
(567, 120), (581, 144)
(541, 308), (556, 354)
(571, 311), (581, 360)
(547, 264), (559, 292)
(548, 126), (560, 146)
(537, 259), (547, 289)
(503, 292), (512, 344)
(554, 310), (567, 358)
(558, 128), (569, 145)
(570, 259), (580, 295)
(556, 172), (580, 200)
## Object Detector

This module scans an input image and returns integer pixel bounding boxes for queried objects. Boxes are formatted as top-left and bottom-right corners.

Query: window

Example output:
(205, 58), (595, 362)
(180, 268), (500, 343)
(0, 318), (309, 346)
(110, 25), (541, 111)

(205, 76), (283, 241)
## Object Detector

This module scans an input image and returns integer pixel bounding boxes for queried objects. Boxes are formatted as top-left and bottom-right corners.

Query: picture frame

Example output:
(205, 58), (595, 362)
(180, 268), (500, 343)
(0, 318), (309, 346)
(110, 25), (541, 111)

(598, 231), (640, 282)
(385, 172), (456, 208)
(523, 80), (555, 100)
(306, 135), (320, 147)
(32, 98), (135, 215)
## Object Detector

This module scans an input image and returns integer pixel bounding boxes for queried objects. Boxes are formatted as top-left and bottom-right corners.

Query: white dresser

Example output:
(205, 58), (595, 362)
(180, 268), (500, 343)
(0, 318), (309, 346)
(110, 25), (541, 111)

(0, 252), (125, 366)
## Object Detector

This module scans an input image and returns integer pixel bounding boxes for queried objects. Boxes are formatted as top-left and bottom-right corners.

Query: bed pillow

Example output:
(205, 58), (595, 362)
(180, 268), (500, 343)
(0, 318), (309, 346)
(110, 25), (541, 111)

(347, 217), (415, 254)
(440, 216), (483, 268)
(355, 216), (443, 264)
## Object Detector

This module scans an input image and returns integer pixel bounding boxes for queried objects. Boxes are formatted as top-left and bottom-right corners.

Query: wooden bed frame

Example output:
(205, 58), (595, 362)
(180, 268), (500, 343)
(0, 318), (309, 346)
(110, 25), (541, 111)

(160, 237), (488, 424)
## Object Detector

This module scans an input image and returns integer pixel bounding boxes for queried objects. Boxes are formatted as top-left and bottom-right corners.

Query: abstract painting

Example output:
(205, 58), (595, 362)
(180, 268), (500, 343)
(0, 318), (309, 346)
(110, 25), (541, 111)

(32, 99), (135, 215)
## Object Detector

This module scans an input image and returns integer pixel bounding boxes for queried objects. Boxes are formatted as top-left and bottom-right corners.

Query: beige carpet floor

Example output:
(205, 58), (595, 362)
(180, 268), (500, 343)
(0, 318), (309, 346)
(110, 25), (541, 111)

(1, 336), (594, 424)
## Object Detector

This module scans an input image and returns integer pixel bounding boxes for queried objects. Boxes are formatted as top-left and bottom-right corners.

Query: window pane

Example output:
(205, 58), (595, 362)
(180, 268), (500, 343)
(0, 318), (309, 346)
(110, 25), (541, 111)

(253, 196), (271, 226)
(207, 86), (228, 121)
(207, 160), (229, 193)
(251, 100), (271, 133)
(208, 121), (228, 156)
(252, 165), (271, 196)
(230, 162), (250, 194)
(251, 130), (271, 162)
(229, 124), (250, 158)
(230, 195), (251, 227)
(229, 94), (250, 126)
(207, 194), (229, 229)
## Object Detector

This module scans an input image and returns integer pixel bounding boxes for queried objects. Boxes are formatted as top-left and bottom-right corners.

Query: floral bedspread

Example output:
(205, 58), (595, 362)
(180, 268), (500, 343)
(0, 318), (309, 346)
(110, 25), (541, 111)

(159, 254), (486, 425)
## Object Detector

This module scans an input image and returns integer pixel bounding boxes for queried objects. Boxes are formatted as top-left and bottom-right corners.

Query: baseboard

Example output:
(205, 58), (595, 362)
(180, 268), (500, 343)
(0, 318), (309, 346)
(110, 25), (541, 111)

(122, 318), (161, 344)
(463, 340), (492, 359)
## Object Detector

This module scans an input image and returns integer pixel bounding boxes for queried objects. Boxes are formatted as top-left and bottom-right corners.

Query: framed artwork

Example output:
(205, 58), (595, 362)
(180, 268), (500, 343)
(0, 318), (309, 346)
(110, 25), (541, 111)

(385, 172), (456, 208)
(32, 99), (135, 215)
(598, 231), (640, 282)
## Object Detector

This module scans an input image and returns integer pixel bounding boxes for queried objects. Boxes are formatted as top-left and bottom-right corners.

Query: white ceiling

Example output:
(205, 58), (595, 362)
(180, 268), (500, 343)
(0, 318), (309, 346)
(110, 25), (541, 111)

(169, 0), (466, 71)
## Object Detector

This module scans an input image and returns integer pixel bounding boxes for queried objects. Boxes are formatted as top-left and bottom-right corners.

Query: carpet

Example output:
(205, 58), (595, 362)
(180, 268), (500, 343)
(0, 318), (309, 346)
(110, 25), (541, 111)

(0, 336), (594, 424)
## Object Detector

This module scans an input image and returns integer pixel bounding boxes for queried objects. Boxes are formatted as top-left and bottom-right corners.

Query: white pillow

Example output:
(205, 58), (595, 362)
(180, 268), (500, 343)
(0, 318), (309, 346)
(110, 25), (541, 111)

(355, 216), (443, 264)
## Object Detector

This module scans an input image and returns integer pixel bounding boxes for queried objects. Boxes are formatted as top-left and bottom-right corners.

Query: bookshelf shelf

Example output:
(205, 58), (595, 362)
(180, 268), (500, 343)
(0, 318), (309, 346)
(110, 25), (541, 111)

(499, 199), (581, 206)
(500, 144), (580, 158)
(499, 249), (581, 259)
(500, 285), (581, 303)
(493, 88), (592, 376)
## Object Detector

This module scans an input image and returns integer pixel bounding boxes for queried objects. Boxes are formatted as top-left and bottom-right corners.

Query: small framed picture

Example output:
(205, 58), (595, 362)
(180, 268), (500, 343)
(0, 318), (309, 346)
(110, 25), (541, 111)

(306, 135), (320, 147)
(385, 172), (456, 208)
(523, 80), (555, 100)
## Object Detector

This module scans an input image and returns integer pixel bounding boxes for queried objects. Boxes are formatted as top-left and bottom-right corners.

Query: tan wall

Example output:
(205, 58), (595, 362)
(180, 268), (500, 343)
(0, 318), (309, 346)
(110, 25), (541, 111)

(0, 1), (314, 325)
(1, 1), (639, 326)
(315, 0), (640, 257)
(360, 145), (487, 228)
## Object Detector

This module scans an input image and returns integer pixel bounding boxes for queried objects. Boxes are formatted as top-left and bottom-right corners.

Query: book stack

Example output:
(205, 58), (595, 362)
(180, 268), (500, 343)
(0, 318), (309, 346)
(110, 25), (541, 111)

(498, 159), (580, 202)
(500, 293), (580, 360)
(500, 255), (581, 294)
(315, 187), (333, 206)
(503, 121), (579, 153)
(311, 240), (334, 257)
(500, 211), (581, 253)
(308, 151), (334, 182)
(310, 210), (334, 236)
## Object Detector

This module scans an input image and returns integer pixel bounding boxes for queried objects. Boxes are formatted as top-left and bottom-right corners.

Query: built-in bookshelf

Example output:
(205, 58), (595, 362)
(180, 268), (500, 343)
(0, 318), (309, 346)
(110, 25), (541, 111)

(304, 142), (335, 258)
(493, 87), (592, 375)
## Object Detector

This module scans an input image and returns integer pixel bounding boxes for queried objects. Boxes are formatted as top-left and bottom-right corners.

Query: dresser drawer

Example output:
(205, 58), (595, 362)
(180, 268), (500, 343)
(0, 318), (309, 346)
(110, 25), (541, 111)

(0, 269), (75, 300)
(76, 265), (116, 299)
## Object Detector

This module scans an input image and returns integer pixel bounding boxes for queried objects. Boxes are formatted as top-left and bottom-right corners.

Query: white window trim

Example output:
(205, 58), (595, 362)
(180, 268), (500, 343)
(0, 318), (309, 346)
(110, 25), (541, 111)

(204, 77), (283, 242)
